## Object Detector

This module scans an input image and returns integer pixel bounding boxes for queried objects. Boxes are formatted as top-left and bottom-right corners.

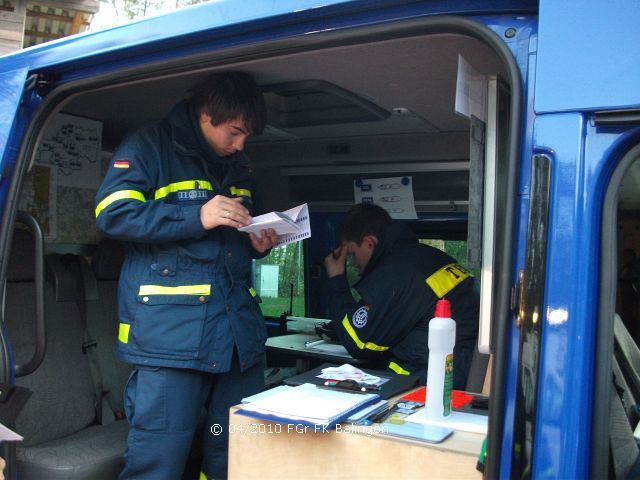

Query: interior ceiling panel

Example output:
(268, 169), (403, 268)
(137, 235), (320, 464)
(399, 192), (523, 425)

(65, 33), (506, 148)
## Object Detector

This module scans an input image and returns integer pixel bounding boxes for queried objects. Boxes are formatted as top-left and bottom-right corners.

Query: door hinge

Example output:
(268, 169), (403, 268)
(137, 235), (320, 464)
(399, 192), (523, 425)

(35, 72), (60, 97)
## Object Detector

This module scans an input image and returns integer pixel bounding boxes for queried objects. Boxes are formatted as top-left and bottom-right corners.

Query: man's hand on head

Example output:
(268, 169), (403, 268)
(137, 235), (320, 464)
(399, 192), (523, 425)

(324, 244), (347, 278)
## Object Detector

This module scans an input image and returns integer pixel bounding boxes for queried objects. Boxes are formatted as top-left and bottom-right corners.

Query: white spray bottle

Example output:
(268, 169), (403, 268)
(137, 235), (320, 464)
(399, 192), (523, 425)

(424, 298), (456, 420)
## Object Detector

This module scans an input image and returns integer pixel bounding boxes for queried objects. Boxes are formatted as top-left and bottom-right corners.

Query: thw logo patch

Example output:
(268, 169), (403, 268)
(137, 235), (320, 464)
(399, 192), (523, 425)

(353, 305), (369, 328)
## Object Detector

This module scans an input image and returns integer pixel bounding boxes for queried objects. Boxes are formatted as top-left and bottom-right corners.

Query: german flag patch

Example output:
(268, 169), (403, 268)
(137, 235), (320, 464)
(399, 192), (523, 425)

(113, 159), (130, 169)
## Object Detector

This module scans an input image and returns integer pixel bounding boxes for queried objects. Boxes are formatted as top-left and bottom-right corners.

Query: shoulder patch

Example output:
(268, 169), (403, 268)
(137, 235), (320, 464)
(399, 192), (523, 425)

(113, 159), (130, 169)
(352, 305), (369, 328)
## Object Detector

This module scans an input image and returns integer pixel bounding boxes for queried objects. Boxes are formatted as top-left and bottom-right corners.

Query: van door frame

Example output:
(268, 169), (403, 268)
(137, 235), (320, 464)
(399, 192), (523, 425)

(0, 14), (525, 477)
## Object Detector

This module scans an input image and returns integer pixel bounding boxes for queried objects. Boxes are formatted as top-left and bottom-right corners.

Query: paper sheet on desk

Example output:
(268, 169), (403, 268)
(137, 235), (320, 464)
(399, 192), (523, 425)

(405, 409), (488, 434)
(318, 364), (386, 386)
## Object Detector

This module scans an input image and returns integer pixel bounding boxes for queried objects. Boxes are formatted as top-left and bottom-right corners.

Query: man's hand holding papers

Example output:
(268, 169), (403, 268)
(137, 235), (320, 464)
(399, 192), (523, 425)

(239, 203), (311, 247)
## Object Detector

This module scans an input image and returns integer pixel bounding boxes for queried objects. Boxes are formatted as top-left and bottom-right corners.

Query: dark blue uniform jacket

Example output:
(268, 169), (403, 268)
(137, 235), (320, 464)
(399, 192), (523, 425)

(95, 100), (267, 374)
(326, 222), (479, 389)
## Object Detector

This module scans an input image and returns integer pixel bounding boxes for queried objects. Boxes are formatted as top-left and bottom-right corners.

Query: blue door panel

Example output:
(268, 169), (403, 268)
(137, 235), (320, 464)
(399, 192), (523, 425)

(0, 67), (28, 167)
(536, 0), (640, 113)
(529, 114), (640, 478)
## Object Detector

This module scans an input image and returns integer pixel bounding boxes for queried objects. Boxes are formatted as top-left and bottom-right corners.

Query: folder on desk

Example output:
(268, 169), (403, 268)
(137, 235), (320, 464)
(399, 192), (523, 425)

(237, 382), (381, 430)
(283, 363), (420, 400)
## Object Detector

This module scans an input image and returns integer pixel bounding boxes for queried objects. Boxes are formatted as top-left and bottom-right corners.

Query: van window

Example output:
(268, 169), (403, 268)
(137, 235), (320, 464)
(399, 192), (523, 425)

(595, 143), (640, 478)
(254, 242), (305, 317)
(419, 238), (475, 274)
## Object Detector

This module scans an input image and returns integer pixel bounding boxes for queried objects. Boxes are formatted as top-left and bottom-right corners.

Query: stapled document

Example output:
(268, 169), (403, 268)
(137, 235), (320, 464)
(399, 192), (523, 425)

(239, 203), (311, 247)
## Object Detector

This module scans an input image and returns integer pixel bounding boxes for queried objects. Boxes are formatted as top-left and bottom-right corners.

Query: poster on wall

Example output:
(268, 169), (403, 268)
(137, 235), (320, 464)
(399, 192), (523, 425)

(35, 113), (102, 189)
(353, 176), (418, 220)
(454, 54), (487, 122)
(19, 165), (58, 240)
(20, 113), (104, 243)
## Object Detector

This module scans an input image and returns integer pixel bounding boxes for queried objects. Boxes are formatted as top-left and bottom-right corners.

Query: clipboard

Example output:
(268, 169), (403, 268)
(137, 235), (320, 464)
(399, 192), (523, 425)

(283, 363), (420, 400)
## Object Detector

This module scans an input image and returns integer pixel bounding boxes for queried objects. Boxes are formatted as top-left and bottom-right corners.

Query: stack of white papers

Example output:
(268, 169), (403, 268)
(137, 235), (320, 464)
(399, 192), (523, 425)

(237, 382), (380, 430)
(318, 364), (385, 386)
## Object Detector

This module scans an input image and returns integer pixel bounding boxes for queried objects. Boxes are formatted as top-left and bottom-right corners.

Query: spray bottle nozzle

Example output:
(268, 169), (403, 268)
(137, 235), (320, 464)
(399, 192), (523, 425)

(435, 298), (451, 318)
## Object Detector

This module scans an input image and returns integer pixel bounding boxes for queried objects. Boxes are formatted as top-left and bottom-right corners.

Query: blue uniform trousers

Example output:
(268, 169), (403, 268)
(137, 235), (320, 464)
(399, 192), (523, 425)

(119, 354), (264, 479)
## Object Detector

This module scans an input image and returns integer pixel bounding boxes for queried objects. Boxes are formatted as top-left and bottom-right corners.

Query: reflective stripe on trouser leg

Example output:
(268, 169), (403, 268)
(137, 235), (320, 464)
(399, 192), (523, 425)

(201, 354), (265, 479)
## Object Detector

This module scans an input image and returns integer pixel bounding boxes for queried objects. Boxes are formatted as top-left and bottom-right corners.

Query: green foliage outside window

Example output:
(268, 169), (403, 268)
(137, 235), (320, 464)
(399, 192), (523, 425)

(254, 242), (305, 317)
(254, 238), (475, 318)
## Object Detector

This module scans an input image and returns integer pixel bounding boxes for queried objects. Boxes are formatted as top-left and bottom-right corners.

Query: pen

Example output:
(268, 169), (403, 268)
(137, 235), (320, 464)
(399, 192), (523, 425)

(304, 339), (325, 348)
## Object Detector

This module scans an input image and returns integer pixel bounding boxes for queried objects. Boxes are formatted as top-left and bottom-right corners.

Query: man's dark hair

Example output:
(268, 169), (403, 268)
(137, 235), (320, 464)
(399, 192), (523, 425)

(189, 71), (267, 134)
(337, 203), (392, 245)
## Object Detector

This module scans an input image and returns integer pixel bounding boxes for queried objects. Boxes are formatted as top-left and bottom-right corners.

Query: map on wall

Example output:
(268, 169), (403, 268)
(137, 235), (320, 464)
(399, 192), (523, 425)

(19, 113), (104, 243)
(35, 113), (102, 189)
(19, 165), (57, 240)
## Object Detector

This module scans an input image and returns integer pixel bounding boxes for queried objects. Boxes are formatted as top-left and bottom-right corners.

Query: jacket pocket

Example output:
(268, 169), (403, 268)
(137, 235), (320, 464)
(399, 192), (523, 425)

(131, 283), (210, 358)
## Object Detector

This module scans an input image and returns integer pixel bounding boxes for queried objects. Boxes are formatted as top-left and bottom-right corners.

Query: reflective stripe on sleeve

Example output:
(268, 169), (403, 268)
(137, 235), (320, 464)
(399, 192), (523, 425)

(425, 263), (471, 298)
(340, 314), (390, 352)
(138, 284), (211, 296)
(229, 186), (252, 198)
(388, 361), (411, 375)
(118, 323), (130, 344)
(95, 190), (146, 218)
(154, 180), (213, 200)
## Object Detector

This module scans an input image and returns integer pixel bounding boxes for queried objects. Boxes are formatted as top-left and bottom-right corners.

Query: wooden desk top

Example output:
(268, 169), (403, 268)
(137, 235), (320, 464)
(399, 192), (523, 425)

(228, 387), (485, 479)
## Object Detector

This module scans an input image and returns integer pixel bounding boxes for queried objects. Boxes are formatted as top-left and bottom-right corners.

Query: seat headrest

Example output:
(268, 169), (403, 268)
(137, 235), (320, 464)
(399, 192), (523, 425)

(45, 254), (78, 302)
(91, 238), (125, 280)
(7, 227), (36, 282)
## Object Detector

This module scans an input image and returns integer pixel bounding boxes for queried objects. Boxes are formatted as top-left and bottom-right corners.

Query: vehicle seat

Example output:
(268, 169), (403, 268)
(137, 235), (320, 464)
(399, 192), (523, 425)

(86, 237), (132, 419)
(5, 227), (127, 479)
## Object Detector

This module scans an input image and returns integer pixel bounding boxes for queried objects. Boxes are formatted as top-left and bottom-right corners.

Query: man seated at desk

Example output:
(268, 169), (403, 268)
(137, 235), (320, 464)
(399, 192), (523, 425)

(323, 203), (479, 389)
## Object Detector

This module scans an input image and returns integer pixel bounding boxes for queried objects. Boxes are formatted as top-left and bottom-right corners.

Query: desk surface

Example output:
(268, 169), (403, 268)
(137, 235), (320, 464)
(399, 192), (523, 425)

(228, 391), (484, 479)
(266, 333), (368, 365)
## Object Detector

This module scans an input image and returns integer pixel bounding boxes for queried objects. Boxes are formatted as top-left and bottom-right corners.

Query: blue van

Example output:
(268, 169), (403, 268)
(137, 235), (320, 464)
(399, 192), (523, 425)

(1, 0), (639, 478)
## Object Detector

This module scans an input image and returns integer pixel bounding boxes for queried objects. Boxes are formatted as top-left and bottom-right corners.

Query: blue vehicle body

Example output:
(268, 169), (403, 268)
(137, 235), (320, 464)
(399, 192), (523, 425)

(1, 0), (639, 478)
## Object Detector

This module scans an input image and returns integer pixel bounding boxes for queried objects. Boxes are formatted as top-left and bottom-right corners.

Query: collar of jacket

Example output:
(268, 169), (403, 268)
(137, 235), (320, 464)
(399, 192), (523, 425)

(358, 222), (418, 279)
(166, 100), (249, 168)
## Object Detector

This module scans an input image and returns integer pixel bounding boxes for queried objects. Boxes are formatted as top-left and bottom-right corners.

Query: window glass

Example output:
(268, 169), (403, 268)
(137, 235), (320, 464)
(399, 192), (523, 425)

(420, 239), (479, 277)
(343, 238), (476, 297)
(254, 242), (305, 317)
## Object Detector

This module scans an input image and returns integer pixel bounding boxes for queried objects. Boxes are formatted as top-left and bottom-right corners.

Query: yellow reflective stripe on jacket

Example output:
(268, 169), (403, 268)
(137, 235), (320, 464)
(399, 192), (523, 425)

(138, 284), (211, 296)
(341, 315), (390, 352)
(95, 190), (146, 218)
(388, 361), (411, 375)
(154, 180), (213, 200)
(229, 186), (252, 198)
(248, 287), (258, 297)
(425, 263), (471, 298)
(199, 472), (208, 480)
(118, 323), (130, 344)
